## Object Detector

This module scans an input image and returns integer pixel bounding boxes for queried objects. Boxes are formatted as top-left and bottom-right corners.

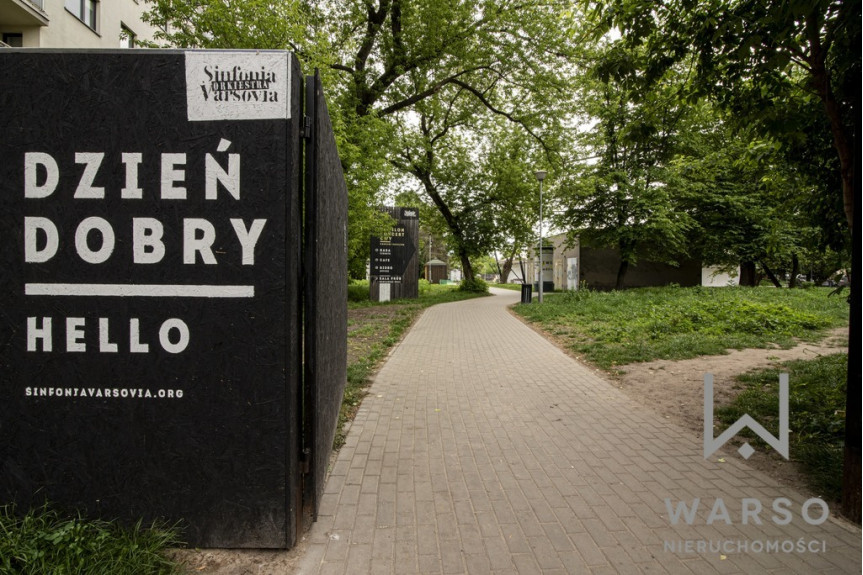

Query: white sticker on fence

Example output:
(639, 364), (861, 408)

(186, 51), (290, 121)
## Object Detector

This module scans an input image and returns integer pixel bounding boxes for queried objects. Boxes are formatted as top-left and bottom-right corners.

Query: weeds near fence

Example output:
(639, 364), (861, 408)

(0, 503), (183, 575)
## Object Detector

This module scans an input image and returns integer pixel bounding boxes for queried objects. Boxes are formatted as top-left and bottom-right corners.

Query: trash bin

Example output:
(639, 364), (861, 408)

(520, 283), (532, 303)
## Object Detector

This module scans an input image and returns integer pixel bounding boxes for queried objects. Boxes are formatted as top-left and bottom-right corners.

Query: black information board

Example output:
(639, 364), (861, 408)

(0, 50), (301, 548)
(370, 206), (418, 300)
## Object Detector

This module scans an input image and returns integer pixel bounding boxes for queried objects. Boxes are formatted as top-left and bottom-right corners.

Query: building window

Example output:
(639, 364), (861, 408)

(65, 0), (98, 32)
(3, 33), (24, 47)
(120, 24), (136, 48)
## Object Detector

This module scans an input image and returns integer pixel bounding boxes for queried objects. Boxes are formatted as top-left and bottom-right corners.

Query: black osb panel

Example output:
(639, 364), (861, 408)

(370, 206), (419, 301)
(303, 72), (348, 520)
(0, 50), (301, 548)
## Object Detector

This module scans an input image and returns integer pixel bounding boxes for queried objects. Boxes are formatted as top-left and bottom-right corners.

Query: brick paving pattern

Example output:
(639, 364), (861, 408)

(297, 288), (861, 574)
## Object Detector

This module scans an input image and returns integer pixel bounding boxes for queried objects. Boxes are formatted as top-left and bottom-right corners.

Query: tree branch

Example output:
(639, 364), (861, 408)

(355, 0), (390, 73)
(376, 67), (491, 116)
(330, 63), (356, 74)
(449, 78), (548, 151)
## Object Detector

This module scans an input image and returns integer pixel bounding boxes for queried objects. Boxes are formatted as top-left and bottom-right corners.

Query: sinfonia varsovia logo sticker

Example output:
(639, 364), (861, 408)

(185, 51), (290, 121)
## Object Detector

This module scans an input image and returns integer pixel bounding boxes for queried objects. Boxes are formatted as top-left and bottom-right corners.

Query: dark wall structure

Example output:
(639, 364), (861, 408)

(425, 259), (448, 283)
(580, 247), (701, 289)
(0, 50), (346, 549)
(303, 71), (348, 523)
(370, 206), (419, 301)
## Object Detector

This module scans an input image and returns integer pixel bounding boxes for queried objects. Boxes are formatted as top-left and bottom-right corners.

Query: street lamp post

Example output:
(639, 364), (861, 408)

(535, 170), (547, 303)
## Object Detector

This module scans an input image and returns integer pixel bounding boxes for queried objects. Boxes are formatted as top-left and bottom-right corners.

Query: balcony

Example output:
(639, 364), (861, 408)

(0, 0), (50, 27)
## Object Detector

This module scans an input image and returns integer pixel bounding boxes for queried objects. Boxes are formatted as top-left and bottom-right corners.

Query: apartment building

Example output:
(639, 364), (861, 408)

(1, 0), (157, 48)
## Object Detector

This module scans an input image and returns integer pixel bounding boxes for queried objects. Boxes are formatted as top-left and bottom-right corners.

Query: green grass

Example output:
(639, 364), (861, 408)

(716, 353), (849, 500)
(347, 280), (487, 308)
(512, 286), (849, 369)
(0, 504), (183, 575)
(336, 281), (486, 449)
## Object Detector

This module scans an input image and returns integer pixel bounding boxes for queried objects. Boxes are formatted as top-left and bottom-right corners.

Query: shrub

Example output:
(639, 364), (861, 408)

(457, 277), (489, 293)
(347, 281), (370, 302)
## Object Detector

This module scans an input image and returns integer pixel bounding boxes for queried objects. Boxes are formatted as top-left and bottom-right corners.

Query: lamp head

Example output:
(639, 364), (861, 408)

(534, 170), (547, 182)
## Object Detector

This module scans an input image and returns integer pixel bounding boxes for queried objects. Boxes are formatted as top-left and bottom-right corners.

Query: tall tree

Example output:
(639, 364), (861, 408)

(144, 0), (580, 273)
(484, 126), (547, 285)
(391, 90), (553, 283)
(558, 42), (694, 289)
(323, 0), (577, 276)
(668, 120), (831, 286)
(391, 93), (498, 282)
(590, 0), (859, 234)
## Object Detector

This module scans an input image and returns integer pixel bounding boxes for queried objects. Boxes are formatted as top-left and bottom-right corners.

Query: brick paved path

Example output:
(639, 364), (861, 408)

(297, 288), (861, 574)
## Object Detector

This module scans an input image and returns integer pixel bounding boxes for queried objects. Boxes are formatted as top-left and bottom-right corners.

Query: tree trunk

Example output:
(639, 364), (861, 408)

(844, 308), (861, 522)
(789, 253), (800, 288)
(501, 257), (514, 285)
(615, 259), (629, 290)
(805, 15), (859, 523)
(459, 250), (474, 283)
(760, 260), (783, 288)
(739, 261), (757, 286)
(806, 14), (856, 234)
(518, 258), (527, 284)
(842, 223), (860, 522)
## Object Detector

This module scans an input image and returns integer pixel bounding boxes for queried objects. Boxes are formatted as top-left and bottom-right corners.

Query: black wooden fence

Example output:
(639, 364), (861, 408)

(303, 71), (349, 523)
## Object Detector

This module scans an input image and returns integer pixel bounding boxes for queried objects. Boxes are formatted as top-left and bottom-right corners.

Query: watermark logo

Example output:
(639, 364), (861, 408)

(703, 372), (789, 460)
(661, 374), (829, 556)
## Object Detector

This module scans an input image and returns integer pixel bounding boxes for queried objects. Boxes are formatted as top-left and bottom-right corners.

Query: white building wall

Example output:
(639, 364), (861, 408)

(2, 0), (157, 48)
(701, 266), (740, 287)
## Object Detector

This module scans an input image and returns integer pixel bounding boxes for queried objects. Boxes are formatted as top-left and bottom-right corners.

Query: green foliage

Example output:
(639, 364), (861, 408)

(592, 0), (859, 233)
(144, 0), (582, 280)
(0, 504), (183, 575)
(716, 353), (849, 499)
(557, 41), (697, 287)
(457, 278), (489, 293)
(513, 286), (848, 369)
(667, 116), (850, 281)
(335, 116), (402, 277)
(393, 110), (556, 282)
(347, 281), (370, 303)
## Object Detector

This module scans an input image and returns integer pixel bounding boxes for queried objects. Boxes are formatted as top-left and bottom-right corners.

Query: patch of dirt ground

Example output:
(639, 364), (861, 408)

(169, 547), (308, 575)
(610, 326), (848, 498)
(347, 304), (409, 366)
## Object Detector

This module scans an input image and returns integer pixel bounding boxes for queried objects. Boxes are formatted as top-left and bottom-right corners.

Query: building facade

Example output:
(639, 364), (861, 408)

(505, 233), (705, 290)
(1, 0), (157, 48)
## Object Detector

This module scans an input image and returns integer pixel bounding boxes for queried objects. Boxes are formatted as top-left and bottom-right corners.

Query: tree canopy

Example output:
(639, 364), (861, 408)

(589, 0), (859, 234)
(142, 0), (856, 280)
